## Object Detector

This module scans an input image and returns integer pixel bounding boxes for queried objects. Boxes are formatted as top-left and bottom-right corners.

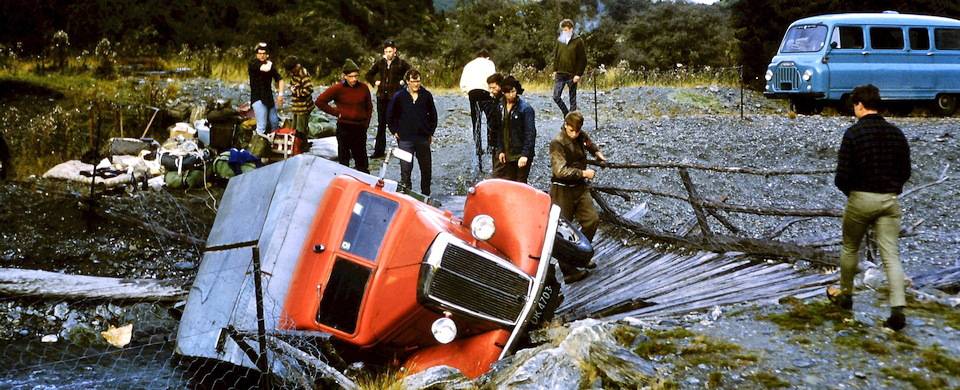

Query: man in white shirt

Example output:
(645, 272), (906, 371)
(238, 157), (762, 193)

(459, 50), (496, 170)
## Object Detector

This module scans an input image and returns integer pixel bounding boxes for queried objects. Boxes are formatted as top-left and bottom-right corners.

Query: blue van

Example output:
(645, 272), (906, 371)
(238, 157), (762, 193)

(764, 12), (960, 116)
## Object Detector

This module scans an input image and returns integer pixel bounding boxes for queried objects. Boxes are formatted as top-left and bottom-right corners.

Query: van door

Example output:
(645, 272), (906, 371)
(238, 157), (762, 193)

(907, 27), (936, 97)
(933, 28), (960, 92)
(826, 25), (865, 99)
(866, 26), (910, 99)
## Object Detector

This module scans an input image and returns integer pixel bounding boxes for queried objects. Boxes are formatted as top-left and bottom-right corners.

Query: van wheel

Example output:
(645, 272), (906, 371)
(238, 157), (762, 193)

(790, 99), (822, 115)
(553, 215), (594, 268)
(932, 94), (957, 117)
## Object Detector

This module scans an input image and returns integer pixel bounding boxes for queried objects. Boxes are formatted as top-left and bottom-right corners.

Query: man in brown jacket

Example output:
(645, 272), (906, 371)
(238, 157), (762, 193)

(550, 111), (606, 283)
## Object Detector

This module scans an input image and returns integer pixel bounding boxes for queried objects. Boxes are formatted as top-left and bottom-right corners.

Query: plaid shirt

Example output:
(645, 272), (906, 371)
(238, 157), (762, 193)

(287, 66), (314, 115)
(835, 114), (911, 196)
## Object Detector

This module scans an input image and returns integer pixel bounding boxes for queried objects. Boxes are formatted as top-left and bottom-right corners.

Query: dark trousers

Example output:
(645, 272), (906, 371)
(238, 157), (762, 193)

(468, 89), (491, 157)
(336, 122), (369, 173)
(492, 158), (531, 184)
(550, 184), (599, 241)
(373, 97), (392, 156)
(398, 139), (432, 195)
(553, 72), (578, 116)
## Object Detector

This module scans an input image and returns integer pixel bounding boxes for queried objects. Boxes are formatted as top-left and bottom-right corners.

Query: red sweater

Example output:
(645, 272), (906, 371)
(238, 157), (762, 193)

(314, 80), (374, 126)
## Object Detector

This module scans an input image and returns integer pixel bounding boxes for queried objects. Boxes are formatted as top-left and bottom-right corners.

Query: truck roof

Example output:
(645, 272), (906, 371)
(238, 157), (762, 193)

(791, 12), (960, 28)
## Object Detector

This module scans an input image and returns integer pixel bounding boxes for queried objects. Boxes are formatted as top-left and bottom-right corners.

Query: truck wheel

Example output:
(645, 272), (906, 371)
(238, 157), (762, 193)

(932, 94), (957, 117)
(553, 215), (594, 268)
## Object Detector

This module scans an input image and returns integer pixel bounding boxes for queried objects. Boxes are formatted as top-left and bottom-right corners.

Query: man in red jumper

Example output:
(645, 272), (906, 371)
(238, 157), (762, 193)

(315, 59), (374, 173)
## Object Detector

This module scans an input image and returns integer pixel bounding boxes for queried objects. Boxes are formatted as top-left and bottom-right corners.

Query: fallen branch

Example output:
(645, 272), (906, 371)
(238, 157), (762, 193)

(0, 268), (186, 301)
(590, 160), (835, 176)
(593, 186), (844, 217)
(267, 336), (358, 390)
(900, 164), (951, 199)
(94, 208), (206, 247)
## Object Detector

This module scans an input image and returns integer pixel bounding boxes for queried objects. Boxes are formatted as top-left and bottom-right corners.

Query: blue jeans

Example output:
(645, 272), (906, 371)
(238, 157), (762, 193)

(839, 191), (905, 307)
(398, 139), (432, 195)
(252, 100), (279, 134)
(553, 73), (578, 115)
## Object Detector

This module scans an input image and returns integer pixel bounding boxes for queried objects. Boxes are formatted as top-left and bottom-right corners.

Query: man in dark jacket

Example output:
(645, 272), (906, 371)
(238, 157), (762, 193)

(365, 40), (413, 159)
(387, 69), (438, 195)
(248, 42), (284, 135)
(552, 19), (587, 116)
(550, 111), (606, 283)
(492, 76), (536, 183)
(831, 84), (911, 331)
(315, 59), (374, 173)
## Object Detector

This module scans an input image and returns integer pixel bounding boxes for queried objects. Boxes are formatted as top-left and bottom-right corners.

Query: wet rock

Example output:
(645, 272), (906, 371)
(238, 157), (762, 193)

(862, 267), (887, 289)
(485, 345), (582, 390)
(173, 261), (197, 271)
(588, 340), (657, 386)
(793, 359), (812, 368)
(53, 302), (69, 319)
(854, 312), (876, 327)
(66, 323), (108, 347)
(400, 365), (471, 390)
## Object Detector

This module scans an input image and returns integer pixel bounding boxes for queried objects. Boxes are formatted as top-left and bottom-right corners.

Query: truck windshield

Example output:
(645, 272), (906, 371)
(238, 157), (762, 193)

(781, 25), (828, 53)
(340, 191), (399, 262)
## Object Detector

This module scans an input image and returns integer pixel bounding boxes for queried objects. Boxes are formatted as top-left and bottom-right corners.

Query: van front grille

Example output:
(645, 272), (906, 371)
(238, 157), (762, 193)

(422, 244), (530, 325)
(776, 67), (799, 91)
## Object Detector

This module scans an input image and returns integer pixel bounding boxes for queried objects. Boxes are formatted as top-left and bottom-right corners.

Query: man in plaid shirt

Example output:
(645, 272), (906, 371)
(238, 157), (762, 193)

(831, 84), (911, 331)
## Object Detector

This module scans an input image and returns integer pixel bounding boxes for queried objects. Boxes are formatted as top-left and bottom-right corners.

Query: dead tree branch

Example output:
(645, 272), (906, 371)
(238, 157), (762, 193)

(590, 160), (835, 176)
(900, 164), (951, 199)
(593, 186), (844, 217)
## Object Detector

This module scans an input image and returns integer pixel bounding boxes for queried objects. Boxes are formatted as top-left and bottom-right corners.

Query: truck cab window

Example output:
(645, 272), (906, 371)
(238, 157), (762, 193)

(340, 191), (399, 261)
(832, 26), (864, 49)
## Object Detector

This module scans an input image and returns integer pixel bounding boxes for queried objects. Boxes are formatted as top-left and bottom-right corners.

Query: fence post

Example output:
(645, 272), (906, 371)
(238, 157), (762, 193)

(678, 167), (713, 237)
(251, 246), (271, 389)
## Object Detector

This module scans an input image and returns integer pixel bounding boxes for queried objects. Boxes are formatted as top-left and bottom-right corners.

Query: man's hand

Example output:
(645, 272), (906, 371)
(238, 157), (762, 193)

(260, 61), (273, 72)
(595, 151), (607, 162)
(393, 133), (400, 140)
(573, 75), (581, 83)
(498, 153), (506, 163)
(518, 156), (528, 168)
(429, 135), (434, 144)
(375, 81), (381, 87)
(276, 95), (283, 106)
(552, 71), (557, 79)
(583, 168), (596, 179)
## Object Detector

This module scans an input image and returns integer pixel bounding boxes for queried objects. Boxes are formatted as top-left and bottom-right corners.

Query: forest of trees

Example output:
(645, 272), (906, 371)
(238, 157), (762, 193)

(2, 0), (960, 87)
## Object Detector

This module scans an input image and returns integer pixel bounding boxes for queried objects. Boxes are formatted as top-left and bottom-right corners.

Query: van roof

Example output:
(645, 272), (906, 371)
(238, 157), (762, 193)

(791, 12), (960, 28)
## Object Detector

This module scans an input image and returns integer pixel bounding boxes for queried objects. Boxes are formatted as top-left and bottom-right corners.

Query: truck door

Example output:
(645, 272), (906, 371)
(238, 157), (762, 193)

(867, 26), (910, 99)
(827, 25), (865, 99)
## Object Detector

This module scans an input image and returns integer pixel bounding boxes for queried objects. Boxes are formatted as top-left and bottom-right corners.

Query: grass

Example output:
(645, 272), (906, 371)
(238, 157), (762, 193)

(880, 366), (951, 389)
(833, 333), (890, 355)
(668, 90), (726, 112)
(750, 372), (791, 388)
(921, 344), (960, 377)
(763, 296), (863, 332)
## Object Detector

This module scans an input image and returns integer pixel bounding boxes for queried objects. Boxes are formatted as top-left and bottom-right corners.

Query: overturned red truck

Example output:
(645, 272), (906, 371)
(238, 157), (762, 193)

(175, 154), (593, 378)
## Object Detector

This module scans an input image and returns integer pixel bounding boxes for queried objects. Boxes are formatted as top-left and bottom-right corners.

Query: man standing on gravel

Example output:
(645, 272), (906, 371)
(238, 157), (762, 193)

(249, 42), (284, 135)
(831, 84), (911, 331)
(460, 50), (496, 171)
(551, 19), (587, 116)
(283, 56), (314, 136)
(366, 40), (412, 159)
(550, 111), (605, 283)
(492, 76), (536, 183)
(388, 69), (437, 195)
(315, 59), (374, 173)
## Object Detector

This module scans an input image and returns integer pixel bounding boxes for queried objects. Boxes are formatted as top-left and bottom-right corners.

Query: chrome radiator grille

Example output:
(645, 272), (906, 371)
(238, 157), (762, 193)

(425, 244), (530, 325)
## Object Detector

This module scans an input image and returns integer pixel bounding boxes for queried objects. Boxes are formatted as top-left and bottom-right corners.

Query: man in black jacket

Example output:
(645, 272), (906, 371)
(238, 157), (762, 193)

(365, 40), (412, 158)
(387, 69), (437, 195)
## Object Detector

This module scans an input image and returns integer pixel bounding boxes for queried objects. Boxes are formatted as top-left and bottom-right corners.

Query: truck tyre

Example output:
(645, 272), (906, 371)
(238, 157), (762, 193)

(932, 94), (957, 117)
(553, 215), (595, 268)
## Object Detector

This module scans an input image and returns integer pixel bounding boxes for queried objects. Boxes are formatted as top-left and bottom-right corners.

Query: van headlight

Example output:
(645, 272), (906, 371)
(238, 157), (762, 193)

(802, 69), (813, 82)
(471, 214), (496, 241)
(764, 70), (773, 81)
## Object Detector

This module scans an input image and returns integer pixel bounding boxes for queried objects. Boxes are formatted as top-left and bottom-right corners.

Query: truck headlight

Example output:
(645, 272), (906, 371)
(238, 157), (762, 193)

(764, 70), (773, 81)
(802, 69), (813, 81)
(471, 214), (496, 241)
(431, 316), (457, 344)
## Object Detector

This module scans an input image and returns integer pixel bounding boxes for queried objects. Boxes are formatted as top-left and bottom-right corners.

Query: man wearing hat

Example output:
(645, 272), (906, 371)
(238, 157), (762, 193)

(283, 56), (314, 135)
(248, 42), (284, 135)
(365, 40), (412, 159)
(315, 59), (374, 173)
(491, 76), (536, 183)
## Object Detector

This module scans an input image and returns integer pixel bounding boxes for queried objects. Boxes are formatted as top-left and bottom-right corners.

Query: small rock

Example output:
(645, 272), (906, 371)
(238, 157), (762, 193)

(803, 375), (822, 385)
(41, 334), (58, 343)
(862, 267), (886, 289)
(686, 377), (700, 384)
(854, 312), (875, 327)
(854, 371), (867, 379)
(794, 359), (812, 368)
(173, 261), (197, 271)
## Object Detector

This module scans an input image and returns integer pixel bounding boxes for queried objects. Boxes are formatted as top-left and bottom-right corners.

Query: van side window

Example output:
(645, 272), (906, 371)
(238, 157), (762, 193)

(935, 28), (960, 50)
(909, 28), (930, 50)
(832, 26), (864, 49)
(870, 27), (905, 49)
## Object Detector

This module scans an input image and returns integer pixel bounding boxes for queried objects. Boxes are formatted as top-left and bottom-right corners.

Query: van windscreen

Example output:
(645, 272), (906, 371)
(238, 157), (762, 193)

(782, 25), (827, 53)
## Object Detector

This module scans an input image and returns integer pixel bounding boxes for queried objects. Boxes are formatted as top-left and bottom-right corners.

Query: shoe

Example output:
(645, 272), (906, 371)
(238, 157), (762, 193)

(563, 269), (590, 284)
(884, 307), (906, 331)
(826, 286), (853, 310)
(584, 260), (597, 269)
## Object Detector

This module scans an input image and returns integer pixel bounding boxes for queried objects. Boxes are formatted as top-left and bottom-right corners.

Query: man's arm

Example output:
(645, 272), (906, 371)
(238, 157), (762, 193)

(834, 133), (853, 196)
(574, 39), (587, 82)
(520, 106), (537, 157)
(550, 138), (581, 180)
(314, 86), (340, 117)
(364, 61), (379, 86)
(426, 93), (438, 135)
